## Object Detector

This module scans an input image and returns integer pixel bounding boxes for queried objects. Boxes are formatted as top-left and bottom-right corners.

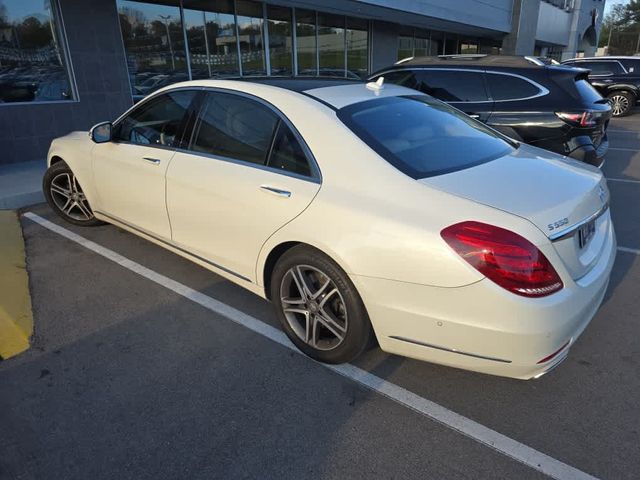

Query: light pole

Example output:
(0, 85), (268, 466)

(159, 14), (175, 70)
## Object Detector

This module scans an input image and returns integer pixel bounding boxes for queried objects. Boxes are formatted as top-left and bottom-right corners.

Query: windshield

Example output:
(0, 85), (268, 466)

(337, 95), (515, 179)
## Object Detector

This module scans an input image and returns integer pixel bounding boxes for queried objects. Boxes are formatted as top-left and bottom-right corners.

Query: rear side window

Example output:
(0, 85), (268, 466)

(619, 59), (640, 73)
(114, 90), (196, 147)
(192, 92), (278, 165)
(580, 61), (624, 75)
(486, 73), (542, 100)
(267, 122), (311, 177)
(338, 95), (514, 179)
(415, 70), (489, 102)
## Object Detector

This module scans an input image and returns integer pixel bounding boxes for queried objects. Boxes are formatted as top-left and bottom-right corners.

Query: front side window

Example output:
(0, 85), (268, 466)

(416, 70), (488, 102)
(486, 73), (541, 101)
(114, 90), (196, 147)
(0, 0), (75, 103)
(191, 92), (278, 165)
(338, 95), (514, 179)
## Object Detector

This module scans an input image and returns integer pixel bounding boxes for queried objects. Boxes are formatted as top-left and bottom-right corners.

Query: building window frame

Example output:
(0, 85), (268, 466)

(0, 0), (79, 107)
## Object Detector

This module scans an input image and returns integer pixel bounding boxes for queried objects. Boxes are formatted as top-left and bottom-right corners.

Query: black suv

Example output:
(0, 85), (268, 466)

(562, 56), (640, 117)
(369, 55), (612, 167)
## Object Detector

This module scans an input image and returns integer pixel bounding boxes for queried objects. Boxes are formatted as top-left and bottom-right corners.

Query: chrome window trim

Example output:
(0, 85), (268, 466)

(549, 202), (610, 242)
(111, 85), (322, 184)
(369, 67), (549, 103)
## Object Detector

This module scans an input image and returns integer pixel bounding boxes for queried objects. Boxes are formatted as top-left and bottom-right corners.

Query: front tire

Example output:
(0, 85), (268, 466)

(270, 245), (373, 364)
(607, 91), (635, 117)
(43, 161), (103, 226)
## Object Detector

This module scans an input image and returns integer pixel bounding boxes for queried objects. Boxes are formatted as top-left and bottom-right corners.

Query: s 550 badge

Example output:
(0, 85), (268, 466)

(548, 217), (569, 231)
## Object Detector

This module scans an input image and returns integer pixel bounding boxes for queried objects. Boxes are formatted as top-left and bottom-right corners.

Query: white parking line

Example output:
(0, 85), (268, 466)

(23, 211), (599, 480)
(618, 246), (640, 255)
(607, 177), (640, 184)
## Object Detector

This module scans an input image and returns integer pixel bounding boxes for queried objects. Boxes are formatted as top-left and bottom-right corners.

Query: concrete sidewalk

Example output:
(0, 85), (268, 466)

(0, 160), (46, 210)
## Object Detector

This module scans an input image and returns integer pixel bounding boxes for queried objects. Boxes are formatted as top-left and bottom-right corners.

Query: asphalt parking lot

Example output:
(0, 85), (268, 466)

(1, 113), (639, 480)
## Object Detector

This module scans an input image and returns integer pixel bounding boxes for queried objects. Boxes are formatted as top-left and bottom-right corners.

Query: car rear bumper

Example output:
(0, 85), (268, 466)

(566, 134), (608, 168)
(351, 221), (616, 380)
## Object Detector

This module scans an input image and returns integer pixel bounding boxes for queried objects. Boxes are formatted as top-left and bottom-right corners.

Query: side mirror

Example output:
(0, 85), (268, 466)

(89, 121), (112, 143)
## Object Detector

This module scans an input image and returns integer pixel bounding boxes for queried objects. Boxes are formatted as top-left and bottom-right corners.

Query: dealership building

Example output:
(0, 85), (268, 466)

(0, 0), (606, 165)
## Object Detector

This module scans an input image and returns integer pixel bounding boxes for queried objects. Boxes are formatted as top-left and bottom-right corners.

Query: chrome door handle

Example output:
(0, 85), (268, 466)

(142, 157), (161, 165)
(260, 185), (291, 198)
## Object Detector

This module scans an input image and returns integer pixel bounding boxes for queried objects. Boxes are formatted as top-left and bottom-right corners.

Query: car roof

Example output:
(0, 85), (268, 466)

(154, 77), (419, 111)
(394, 55), (546, 69)
(236, 76), (362, 92)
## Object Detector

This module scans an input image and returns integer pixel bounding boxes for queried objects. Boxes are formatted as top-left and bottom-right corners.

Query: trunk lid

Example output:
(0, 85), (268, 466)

(420, 144), (610, 280)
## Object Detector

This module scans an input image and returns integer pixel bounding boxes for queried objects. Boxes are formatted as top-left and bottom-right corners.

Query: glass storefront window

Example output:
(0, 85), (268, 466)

(318, 13), (344, 77)
(397, 35), (413, 61)
(0, 0), (75, 103)
(267, 5), (292, 76)
(346, 17), (367, 79)
(460, 42), (478, 54)
(414, 36), (430, 58)
(183, 0), (239, 79)
(430, 31), (444, 55)
(117, 0), (188, 99)
(295, 9), (316, 76)
(236, 0), (265, 76)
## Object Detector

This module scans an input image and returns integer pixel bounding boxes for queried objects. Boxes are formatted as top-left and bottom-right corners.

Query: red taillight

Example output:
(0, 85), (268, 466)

(441, 221), (563, 298)
(555, 111), (597, 127)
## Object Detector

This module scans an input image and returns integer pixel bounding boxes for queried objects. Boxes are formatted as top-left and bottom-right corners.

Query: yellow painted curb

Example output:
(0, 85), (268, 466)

(0, 210), (32, 359)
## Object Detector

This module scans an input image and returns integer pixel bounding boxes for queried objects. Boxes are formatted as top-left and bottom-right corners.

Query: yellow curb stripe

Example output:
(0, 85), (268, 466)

(0, 210), (33, 359)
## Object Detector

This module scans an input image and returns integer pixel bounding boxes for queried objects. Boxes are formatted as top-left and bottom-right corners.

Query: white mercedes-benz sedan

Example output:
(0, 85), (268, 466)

(43, 78), (616, 379)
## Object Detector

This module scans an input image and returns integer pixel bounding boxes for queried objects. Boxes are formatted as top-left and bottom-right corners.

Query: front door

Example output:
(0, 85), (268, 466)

(92, 89), (198, 239)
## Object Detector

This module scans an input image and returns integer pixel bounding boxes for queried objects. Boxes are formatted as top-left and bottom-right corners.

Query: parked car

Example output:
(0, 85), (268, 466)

(43, 78), (616, 379)
(562, 56), (640, 117)
(370, 55), (612, 167)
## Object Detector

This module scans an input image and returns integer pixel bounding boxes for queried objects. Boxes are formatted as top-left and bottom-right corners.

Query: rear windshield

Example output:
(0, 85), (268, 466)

(337, 95), (514, 179)
(575, 79), (603, 103)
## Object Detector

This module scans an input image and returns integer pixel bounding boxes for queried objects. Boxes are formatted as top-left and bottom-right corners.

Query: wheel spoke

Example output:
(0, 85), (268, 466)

(315, 310), (345, 341)
(76, 200), (93, 219)
(310, 277), (331, 300)
(283, 307), (310, 316)
(63, 200), (76, 215)
(289, 266), (311, 302)
(50, 184), (71, 198)
(281, 296), (305, 306)
(306, 314), (318, 347)
(318, 288), (339, 309)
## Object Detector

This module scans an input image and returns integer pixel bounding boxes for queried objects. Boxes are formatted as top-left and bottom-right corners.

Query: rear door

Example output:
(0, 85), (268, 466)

(166, 90), (321, 282)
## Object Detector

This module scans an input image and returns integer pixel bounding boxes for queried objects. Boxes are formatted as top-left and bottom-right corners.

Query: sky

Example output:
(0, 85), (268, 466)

(605, 0), (631, 15)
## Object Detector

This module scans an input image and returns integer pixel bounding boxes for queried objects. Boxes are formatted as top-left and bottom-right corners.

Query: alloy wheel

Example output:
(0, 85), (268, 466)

(609, 94), (630, 116)
(49, 172), (94, 221)
(280, 265), (348, 351)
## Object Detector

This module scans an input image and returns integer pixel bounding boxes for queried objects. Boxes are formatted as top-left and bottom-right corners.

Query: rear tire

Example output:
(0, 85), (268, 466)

(270, 245), (373, 364)
(43, 161), (103, 227)
(607, 91), (635, 117)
